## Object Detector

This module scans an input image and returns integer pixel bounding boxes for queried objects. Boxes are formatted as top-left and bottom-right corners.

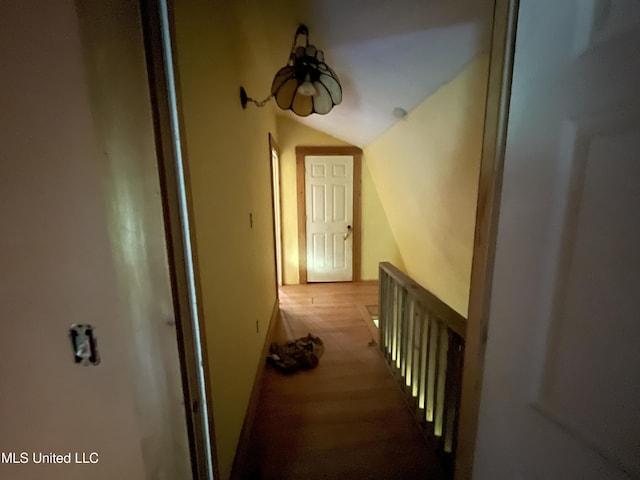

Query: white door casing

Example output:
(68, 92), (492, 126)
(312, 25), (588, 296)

(305, 155), (354, 282)
(474, 1), (640, 479)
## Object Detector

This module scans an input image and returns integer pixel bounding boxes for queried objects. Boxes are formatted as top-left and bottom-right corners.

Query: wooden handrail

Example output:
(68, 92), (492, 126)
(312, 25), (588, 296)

(379, 262), (467, 338)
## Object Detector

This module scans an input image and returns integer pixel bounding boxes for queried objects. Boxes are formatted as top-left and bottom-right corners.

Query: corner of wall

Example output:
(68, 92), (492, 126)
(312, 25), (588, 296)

(364, 54), (490, 315)
(276, 115), (403, 284)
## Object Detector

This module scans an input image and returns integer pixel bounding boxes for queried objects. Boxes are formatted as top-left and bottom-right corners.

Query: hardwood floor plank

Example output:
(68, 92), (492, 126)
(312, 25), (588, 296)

(237, 282), (450, 480)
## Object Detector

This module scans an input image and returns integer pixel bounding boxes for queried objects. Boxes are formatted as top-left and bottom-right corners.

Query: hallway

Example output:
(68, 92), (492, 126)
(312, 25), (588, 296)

(239, 282), (449, 479)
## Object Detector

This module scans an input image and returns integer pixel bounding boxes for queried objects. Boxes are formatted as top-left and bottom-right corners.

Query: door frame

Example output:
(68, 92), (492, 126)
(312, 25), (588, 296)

(454, 0), (518, 478)
(296, 146), (363, 283)
(140, 0), (218, 478)
(269, 133), (283, 288)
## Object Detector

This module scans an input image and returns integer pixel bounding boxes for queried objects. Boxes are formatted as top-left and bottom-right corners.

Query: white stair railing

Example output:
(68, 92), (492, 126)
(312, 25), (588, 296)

(378, 262), (465, 457)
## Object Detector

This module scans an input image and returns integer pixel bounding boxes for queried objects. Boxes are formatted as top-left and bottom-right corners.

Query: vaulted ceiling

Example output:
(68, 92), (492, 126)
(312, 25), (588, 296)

(236, 0), (494, 147)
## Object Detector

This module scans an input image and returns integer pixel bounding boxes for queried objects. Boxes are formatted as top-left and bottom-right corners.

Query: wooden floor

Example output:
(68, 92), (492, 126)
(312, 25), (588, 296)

(239, 282), (449, 479)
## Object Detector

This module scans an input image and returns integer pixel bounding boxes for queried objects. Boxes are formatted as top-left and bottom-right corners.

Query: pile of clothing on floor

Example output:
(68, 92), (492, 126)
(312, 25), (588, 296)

(267, 333), (325, 374)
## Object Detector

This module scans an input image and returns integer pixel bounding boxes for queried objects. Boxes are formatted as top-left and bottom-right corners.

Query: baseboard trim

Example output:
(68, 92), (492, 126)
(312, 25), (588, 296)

(230, 298), (280, 479)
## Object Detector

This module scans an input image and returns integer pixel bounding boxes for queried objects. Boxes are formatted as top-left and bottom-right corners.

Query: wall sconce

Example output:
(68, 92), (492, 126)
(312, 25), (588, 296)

(240, 24), (342, 117)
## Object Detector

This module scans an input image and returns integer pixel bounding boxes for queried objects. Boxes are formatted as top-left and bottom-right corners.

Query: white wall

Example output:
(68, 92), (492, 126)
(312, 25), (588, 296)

(75, 1), (193, 478)
(0, 2), (187, 478)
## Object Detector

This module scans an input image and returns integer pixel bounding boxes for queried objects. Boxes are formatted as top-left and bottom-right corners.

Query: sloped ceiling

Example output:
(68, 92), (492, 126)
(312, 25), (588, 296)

(236, 0), (494, 147)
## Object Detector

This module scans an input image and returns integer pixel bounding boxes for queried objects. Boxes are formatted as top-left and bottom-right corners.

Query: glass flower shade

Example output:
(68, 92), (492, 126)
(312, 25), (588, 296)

(271, 44), (342, 117)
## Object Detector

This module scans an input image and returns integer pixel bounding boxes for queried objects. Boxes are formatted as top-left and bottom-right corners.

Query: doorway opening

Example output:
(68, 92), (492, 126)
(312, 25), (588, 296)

(295, 146), (363, 283)
(269, 134), (283, 288)
(142, 0), (217, 478)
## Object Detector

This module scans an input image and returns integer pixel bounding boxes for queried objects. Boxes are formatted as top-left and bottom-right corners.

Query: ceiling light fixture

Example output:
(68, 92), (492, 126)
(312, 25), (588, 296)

(240, 24), (342, 117)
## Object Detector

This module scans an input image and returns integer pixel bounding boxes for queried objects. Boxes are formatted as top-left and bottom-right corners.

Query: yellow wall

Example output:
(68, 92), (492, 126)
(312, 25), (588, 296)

(173, 1), (279, 477)
(276, 115), (403, 284)
(365, 55), (489, 316)
(361, 159), (406, 279)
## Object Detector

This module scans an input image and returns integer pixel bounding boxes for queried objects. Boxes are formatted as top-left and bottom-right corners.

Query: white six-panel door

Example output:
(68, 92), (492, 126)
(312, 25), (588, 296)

(305, 155), (354, 282)
(474, 1), (640, 479)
